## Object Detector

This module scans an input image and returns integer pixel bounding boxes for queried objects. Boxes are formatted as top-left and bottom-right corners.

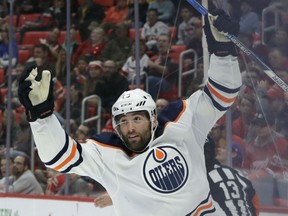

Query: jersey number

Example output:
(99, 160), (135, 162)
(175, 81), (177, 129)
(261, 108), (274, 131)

(219, 181), (241, 199)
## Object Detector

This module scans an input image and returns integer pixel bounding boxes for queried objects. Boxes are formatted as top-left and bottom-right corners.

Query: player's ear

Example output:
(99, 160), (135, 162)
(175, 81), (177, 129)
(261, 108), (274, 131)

(153, 116), (158, 130)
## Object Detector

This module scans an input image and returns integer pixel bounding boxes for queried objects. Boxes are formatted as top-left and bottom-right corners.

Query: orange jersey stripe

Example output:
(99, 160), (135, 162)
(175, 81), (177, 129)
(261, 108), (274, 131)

(193, 198), (213, 216)
(207, 82), (236, 103)
(53, 140), (77, 171)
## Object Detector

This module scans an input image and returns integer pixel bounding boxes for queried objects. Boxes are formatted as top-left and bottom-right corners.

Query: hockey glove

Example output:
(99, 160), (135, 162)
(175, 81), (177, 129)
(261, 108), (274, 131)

(18, 66), (54, 122)
(204, 9), (239, 57)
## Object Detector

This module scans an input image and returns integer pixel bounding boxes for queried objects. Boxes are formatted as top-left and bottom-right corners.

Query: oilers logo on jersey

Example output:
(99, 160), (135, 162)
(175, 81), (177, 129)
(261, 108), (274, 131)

(143, 145), (189, 193)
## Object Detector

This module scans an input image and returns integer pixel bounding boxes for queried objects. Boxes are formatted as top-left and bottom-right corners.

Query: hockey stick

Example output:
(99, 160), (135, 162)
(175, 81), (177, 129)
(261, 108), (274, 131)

(186, 0), (288, 93)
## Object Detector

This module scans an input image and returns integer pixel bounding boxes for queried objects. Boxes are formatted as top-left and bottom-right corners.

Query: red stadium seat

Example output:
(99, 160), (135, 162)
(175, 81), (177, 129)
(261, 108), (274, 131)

(0, 69), (4, 85)
(19, 13), (41, 27)
(93, 0), (114, 7)
(18, 49), (32, 64)
(129, 28), (142, 40)
(170, 45), (187, 63)
(21, 31), (49, 45)
(5, 14), (40, 28)
(0, 88), (8, 104)
(169, 26), (177, 40)
(59, 30), (82, 44)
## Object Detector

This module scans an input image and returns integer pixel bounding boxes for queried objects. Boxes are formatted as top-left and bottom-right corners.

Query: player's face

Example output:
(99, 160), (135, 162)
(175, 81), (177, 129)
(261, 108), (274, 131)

(117, 112), (152, 152)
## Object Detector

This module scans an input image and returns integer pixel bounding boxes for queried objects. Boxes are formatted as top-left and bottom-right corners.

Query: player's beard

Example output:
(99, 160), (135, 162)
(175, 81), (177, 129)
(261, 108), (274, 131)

(122, 125), (152, 153)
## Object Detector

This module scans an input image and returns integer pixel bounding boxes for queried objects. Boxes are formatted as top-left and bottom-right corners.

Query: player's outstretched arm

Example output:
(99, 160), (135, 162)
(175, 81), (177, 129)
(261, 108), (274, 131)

(188, 9), (242, 137)
(18, 67), (67, 162)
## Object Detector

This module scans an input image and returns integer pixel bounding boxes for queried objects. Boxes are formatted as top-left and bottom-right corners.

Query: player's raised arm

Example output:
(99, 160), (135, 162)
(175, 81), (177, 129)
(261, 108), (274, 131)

(17, 67), (67, 163)
(188, 9), (242, 136)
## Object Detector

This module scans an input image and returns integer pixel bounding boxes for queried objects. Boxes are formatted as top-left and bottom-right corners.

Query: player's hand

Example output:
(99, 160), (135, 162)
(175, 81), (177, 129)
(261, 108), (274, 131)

(94, 192), (113, 208)
(18, 66), (54, 122)
(204, 9), (239, 56)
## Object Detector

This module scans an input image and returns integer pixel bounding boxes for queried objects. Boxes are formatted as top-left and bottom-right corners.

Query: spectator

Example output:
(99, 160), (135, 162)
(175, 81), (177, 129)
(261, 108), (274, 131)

(101, 0), (129, 31)
(55, 48), (67, 86)
(57, 173), (92, 197)
(204, 136), (259, 215)
(0, 156), (14, 192)
(53, 77), (65, 113)
(13, 105), (32, 156)
(147, 33), (179, 100)
(267, 46), (288, 71)
(11, 63), (25, 98)
(267, 26), (288, 49)
(74, 0), (105, 41)
(155, 98), (168, 114)
(72, 27), (106, 65)
(71, 56), (89, 85)
(125, 0), (149, 28)
(101, 23), (132, 70)
(0, 109), (21, 150)
(59, 83), (83, 125)
(243, 111), (288, 173)
(148, 0), (176, 26)
(275, 101), (288, 140)
(45, 168), (65, 195)
(75, 123), (91, 142)
(239, 0), (260, 37)
(121, 39), (150, 83)
(39, 27), (62, 63)
(265, 85), (285, 115)
(1, 154), (43, 194)
(141, 8), (169, 51)
(274, 69), (288, 139)
(232, 95), (256, 141)
(83, 60), (105, 97)
(185, 59), (204, 97)
(25, 44), (56, 77)
(239, 65), (263, 99)
(238, 33), (269, 68)
(61, 27), (80, 57)
(176, 6), (202, 46)
(97, 60), (129, 112)
(0, 28), (18, 69)
(210, 118), (246, 167)
(269, 0), (288, 29)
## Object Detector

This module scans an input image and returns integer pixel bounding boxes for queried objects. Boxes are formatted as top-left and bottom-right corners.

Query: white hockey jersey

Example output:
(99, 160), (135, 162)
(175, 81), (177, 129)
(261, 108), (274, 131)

(30, 55), (242, 216)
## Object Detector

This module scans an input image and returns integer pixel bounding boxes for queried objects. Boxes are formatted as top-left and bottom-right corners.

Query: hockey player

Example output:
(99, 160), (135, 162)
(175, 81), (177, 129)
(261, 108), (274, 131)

(204, 136), (260, 216)
(18, 9), (241, 216)
(93, 134), (261, 215)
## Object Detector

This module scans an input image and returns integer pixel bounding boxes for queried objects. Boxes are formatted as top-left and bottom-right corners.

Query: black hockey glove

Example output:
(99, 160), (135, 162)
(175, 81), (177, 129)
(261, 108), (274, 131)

(18, 66), (54, 122)
(204, 9), (239, 57)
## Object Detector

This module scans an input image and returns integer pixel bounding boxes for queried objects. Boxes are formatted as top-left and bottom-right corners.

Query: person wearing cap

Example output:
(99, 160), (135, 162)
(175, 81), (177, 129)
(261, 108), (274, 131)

(243, 111), (288, 173)
(83, 60), (105, 97)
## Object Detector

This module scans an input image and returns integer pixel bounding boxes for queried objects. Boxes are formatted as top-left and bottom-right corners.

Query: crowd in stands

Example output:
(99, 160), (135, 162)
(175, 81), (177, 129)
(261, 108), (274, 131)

(0, 0), (288, 209)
